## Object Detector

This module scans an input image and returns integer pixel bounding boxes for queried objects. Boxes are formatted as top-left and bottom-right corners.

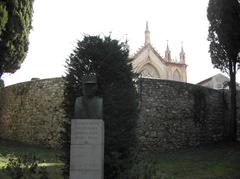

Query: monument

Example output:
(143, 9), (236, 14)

(70, 75), (104, 179)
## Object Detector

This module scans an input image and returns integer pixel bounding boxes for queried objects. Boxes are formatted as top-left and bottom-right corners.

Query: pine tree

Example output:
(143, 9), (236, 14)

(60, 35), (138, 178)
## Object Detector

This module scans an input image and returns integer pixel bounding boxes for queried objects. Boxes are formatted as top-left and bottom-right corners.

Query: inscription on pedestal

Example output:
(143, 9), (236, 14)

(71, 120), (103, 145)
(70, 119), (104, 179)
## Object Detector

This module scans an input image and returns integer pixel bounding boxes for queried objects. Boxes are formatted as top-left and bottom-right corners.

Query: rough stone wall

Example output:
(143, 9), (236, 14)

(0, 77), (239, 150)
(136, 78), (239, 152)
(0, 78), (65, 148)
(224, 91), (240, 142)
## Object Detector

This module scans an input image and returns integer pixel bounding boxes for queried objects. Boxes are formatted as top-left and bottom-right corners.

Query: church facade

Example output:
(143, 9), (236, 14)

(131, 22), (187, 82)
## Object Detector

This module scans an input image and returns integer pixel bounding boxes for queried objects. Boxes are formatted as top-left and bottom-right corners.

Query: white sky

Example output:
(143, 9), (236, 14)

(2, 0), (240, 86)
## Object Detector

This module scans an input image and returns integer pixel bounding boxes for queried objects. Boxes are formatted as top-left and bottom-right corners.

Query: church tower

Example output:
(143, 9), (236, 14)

(165, 41), (171, 62)
(145, 21), (151, 45)
(131, 22), (187, 82)
(179, 43), (185, 64)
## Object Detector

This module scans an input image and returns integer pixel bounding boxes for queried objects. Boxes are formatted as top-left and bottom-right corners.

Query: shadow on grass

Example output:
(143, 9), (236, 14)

(0, 139), (61, 161)
(127, 142), (240, 179)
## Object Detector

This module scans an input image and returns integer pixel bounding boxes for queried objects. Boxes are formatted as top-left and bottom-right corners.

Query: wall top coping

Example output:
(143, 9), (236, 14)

(1, 77), (64, 91)
(139, 78), (227, 93)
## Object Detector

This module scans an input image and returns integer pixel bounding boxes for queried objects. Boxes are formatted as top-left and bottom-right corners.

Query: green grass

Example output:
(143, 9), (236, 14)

(1, 140), (240, 179)
(0, 139), (63, 179)
(128, 142), (240, 179)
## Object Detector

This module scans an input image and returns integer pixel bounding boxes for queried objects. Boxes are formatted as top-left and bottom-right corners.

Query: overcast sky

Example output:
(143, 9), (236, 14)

(2, 0), (239, 86)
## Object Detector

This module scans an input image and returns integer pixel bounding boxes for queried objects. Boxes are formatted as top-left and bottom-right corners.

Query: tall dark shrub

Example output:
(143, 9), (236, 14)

(60, 35), (138, 178)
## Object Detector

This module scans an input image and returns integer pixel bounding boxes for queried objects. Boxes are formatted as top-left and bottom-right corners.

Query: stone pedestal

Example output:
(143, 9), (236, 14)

(70, 119), (104, 179)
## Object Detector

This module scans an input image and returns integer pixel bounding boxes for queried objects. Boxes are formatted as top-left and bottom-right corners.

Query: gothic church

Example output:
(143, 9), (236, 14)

(131, 22), (187, 82)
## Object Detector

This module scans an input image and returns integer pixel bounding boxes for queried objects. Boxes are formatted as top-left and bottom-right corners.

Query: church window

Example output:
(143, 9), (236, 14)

(215, 83), (223, 89)
(173, 69), (181, 81)
(140, 64), (160, 78)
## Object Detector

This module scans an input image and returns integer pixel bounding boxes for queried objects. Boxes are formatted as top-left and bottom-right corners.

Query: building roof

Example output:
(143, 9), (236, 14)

(132, 44), (165, 63)
(197, 73), (229, 85)
(132, 44), (186, 67)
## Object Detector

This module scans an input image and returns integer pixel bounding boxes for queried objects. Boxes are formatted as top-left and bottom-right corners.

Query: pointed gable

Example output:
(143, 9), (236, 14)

(131, 44), (167, 78)
(132, 44), (165, 63)
(130, 22), (187, 82)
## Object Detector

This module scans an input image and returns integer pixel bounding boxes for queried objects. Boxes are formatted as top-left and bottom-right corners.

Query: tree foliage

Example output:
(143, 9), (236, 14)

(207, 0), (240, 140)
(0, 3), (8, 35)
(0, 0), (34, 77)
(60, 35), (138, 178)
(208, 0), (240, 72)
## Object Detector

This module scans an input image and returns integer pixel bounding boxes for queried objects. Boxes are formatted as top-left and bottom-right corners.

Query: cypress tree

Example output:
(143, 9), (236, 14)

(207, 0), (240, 140)
(0, 0), (34, 77)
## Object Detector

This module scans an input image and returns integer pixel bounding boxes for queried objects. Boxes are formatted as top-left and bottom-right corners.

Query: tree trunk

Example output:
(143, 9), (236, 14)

(229, 61), (237, 141)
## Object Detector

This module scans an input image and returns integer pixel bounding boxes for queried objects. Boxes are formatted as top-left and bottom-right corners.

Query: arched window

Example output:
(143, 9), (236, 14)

(173, 69), (181, 81)
(140, 64), (160, 78)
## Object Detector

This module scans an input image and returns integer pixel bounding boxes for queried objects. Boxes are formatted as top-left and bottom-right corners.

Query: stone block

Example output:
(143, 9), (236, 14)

(70, 119), (104, 179)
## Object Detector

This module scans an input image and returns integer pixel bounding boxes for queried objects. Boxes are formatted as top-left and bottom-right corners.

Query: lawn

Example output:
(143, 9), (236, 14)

(128, 142), (240, 179)
(0, 139), (63, 179)
(0, 140), (240, 179)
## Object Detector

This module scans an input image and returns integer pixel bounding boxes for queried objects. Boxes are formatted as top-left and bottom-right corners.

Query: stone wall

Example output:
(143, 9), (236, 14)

(136, 78), (240, 152)
(0, 77), (239, 149)
(0, 78), (65, 148)
(224, 91), (240, 142)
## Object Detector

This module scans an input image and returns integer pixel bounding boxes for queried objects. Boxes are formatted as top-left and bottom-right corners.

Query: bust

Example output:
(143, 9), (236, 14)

(74, 75), (103, 119)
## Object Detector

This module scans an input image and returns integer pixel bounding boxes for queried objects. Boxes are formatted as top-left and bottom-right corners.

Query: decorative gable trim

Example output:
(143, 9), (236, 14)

(132, 44), (166, 64)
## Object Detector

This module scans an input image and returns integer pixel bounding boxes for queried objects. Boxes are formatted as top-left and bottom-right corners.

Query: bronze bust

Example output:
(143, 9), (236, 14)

(74, 75), (103, 119)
